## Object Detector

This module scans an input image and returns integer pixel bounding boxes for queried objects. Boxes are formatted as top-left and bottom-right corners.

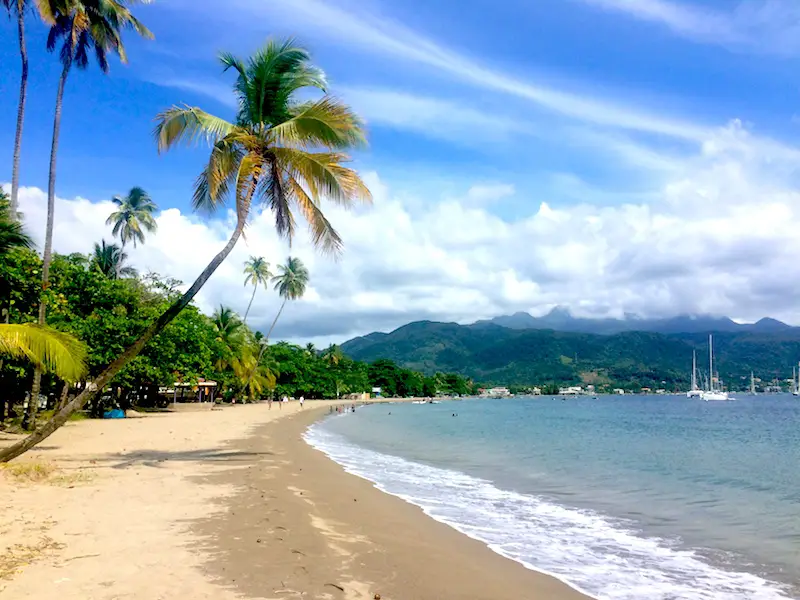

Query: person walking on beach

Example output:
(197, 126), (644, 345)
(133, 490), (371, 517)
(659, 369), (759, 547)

(299, 395), (305, 409)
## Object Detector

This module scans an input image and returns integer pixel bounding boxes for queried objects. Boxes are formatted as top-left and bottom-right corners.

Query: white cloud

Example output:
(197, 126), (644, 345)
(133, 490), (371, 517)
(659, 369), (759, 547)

(577, 0), (800, 55)
(11, 118), (800, 347)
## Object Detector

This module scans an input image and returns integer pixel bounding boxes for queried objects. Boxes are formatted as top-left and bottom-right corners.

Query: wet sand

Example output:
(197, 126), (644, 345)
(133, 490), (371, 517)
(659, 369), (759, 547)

(0, 401), (590, 599)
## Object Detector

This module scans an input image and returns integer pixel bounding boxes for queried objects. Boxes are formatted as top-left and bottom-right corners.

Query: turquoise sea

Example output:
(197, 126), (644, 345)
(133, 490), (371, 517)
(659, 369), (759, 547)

(305, 395), (800, 600)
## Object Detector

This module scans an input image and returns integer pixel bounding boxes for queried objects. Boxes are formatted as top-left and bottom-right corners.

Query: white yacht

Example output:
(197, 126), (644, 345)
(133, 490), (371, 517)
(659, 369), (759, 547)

(701, 334), (730, 401)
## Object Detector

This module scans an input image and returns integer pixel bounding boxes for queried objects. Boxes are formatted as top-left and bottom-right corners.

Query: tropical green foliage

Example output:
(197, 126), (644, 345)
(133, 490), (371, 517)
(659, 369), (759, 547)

(92, 240), (137, 279)
(341, 320), (800, 392)
(106, 186), (158, 248)
(0, 189), (33, 255)
(0, 248), (472, 423)
(0, 323), (87, 381)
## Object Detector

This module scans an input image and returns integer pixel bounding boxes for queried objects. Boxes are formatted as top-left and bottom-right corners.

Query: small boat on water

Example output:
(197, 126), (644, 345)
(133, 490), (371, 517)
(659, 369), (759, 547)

(701, 334), (730, 402)
(687, 350), (702, 398)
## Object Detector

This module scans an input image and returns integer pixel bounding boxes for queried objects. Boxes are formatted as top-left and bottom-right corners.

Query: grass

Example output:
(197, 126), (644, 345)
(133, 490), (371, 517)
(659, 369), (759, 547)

(0, 461), (93, 486)
(0, 537), (64, 581)
(0, 462), (56, 482)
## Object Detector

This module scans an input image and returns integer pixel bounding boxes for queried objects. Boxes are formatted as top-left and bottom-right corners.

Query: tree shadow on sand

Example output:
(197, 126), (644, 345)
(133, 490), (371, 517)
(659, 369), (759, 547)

(97, 448), (275, 469)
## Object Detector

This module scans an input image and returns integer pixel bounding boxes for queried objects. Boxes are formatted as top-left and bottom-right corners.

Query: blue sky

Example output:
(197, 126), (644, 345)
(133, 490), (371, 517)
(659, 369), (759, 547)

(3, 0), (800, 342)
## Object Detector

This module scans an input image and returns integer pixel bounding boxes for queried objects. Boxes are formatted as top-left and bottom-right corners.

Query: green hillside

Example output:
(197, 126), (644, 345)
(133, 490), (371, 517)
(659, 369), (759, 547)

(340, 321), (800, 390)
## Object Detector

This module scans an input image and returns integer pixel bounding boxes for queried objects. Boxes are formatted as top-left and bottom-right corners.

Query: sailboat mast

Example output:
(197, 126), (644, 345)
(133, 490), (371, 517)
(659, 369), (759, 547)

(708, 334), (714, 392)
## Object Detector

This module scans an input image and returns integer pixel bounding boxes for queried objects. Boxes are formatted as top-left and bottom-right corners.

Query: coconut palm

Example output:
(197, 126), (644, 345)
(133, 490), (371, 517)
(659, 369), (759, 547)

(212, 305), (246, 372)
(322, 344), (342, 367)
(242, 256), (272, 323)
(0, 323), (87, 381)
(0, 189), (34, 255)
(266, 257), (309, 341)
(235, 340), (277, 403)
(2, 0), (48, 220)
(25, 0), (152, 431)
(92, 240), (137, 279)
(106, 186), (158, 248)
(1, 38), (370, 462)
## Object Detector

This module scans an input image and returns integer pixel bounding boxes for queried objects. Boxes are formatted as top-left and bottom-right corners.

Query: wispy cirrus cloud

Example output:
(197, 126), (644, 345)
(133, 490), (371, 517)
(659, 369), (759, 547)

(576, 0), (800, 56)
(163, 0), (713, 141)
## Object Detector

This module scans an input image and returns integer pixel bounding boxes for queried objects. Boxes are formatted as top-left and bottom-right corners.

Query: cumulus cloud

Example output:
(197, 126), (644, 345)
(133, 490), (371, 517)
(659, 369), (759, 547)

(10, 117), (800, 346)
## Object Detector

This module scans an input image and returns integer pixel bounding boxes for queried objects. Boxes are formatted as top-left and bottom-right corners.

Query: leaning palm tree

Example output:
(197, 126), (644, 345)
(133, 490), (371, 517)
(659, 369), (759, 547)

(242, 256), (272, 323)
(2, 0), (50, 220)
(106, 186), (158, 248)
(92, 240), (137, 279)
(265, 257), (309, 341)
(25, 0), (152, 430)
(0, 38), (370, 462)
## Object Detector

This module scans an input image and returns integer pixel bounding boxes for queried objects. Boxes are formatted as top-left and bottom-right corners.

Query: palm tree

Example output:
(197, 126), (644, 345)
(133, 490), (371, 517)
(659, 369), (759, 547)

(0, 38), (370, 462)
(92, 240), (137, 279)
(212, 305), (246, 372)
(235, 338), (277, 403)
(0, 323), (87, 382)
(266, 257), (310, 341)
(106, 186), (158, 248)
(242, 256), (272, 323)
(322, 344), (342, 367)
(26, 0), (152, 430)
(2, 0), (49, 220)
(0, 189), (34, 255)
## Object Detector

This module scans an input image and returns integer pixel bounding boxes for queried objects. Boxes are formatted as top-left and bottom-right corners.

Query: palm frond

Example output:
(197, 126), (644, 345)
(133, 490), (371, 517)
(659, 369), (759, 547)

(0, 216), (35, 255)
(272, 147), (372, 207)
(153, 105), (235, 153)
(0, 323), (88, 382)
(192, 135), (244, 213)
(287, 175), (342, 255)
(268, 97), (367, 150)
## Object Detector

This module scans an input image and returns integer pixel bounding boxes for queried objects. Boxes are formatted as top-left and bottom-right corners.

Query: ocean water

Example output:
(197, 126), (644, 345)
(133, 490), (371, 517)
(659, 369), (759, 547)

(305, 395), (800, 600)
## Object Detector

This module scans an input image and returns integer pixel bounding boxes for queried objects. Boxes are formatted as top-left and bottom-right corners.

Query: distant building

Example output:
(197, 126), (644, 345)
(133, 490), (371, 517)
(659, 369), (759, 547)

(531, 387), (542, 395)
(559, 386), (583, 395)
(480, 387), (511, 398)
(613, 388), (625, 395)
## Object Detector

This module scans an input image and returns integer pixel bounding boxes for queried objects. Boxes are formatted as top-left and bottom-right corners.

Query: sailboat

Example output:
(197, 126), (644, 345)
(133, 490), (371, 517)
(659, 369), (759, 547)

(686, 350), (702, 398)
(793, 363), (799, 396)
(749, 371), (756, 395)
(701, 334), (730, 401)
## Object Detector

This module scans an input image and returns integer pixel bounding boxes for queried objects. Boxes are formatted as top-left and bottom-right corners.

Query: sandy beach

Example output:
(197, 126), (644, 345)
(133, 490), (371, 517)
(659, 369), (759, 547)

(0, 401), (589, 600)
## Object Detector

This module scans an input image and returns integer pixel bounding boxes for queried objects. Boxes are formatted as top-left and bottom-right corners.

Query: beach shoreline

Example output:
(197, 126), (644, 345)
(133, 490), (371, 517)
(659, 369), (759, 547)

(0, 400), (588, 599)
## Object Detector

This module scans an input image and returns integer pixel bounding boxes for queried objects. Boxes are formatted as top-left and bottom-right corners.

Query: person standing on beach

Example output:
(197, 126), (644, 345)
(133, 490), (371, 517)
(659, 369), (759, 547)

(299, 395), (304, 409)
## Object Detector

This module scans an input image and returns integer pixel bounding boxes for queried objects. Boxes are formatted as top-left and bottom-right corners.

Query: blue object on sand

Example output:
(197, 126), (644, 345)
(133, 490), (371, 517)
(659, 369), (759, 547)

(103, 408), (125, 419)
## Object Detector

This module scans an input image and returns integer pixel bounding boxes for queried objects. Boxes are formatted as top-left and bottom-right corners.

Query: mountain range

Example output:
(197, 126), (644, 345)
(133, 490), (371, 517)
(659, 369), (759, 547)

(340, 310), (800, 389)
(474, 307), (793, 335)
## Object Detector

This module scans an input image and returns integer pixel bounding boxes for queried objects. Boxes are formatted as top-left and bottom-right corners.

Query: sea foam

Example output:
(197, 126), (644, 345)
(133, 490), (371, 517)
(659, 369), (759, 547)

(304, 423), (794, 600)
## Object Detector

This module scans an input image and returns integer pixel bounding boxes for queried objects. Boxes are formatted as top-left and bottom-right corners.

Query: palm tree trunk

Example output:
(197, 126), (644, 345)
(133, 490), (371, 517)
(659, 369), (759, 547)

(243, 285), (257, 323)
(265, 299), (287, 342)
(57, 381), (70, 411)
(10, 6), (28, 221)
(1, 220), (247, 462)
(24, 60), (70, 431)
